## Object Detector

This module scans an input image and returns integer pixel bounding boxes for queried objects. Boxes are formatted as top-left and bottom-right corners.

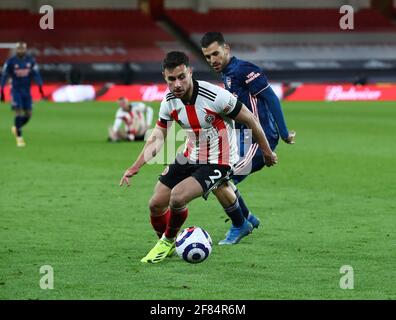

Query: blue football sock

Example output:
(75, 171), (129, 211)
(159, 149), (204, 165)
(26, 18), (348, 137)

(224, 199), (245, 227)
(234, 189), (250, 219)
(21, 115), (30, 126)
(15, 116), (24, 137)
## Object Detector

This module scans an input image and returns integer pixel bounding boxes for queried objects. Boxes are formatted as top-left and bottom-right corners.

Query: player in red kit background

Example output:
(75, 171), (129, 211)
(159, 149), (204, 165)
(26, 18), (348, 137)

(108, 97), (153, 142)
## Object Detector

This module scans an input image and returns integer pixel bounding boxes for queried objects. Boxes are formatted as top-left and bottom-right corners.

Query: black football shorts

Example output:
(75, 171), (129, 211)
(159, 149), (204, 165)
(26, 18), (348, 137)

(159, 154), (232, 200)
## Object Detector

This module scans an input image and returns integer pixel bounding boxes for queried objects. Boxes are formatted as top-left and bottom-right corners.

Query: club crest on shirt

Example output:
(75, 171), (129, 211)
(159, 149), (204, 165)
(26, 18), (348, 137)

(225, 76), (232, 89)
(14, 64), (19, 69)
(205, 114), (215, 124)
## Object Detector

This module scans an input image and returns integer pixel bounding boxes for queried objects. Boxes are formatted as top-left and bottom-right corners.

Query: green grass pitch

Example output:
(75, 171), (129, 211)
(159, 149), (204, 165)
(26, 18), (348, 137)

(0, 100), (395, 300)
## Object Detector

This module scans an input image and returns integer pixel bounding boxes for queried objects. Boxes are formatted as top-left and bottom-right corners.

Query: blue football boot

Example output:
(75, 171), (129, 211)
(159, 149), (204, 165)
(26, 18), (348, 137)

(247, 213), (260, 229)
(218, 220), (253, 245)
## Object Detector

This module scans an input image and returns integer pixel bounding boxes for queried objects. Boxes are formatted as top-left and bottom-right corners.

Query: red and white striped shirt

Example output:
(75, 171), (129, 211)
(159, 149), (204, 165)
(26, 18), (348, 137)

(157, 80), (240, 166)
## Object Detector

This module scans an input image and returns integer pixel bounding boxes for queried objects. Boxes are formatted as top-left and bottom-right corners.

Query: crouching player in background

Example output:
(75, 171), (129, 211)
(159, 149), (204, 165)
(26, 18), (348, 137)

(108, 97), (153, 142)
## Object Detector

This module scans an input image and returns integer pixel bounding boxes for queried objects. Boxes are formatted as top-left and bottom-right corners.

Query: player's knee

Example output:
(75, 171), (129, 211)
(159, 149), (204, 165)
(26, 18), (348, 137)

(148, 197), (165, 215)
(169, 189), (186, 209)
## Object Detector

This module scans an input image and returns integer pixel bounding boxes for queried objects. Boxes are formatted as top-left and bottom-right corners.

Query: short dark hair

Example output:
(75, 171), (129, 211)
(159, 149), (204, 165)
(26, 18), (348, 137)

(162, 51), (189, 71)
(200, 32), (225, 48)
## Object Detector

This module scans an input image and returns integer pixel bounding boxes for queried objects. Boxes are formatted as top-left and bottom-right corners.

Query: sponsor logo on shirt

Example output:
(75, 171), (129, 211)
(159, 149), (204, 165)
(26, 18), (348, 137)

(224, 96), (235, 113)
(14, 68), (30, 77)
(245, 72), (260, 84)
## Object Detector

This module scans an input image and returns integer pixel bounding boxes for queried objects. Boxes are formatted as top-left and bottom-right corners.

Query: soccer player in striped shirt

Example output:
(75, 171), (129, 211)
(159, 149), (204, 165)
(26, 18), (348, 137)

(201, 32), (296, 237)
(119, 51), (277, 263)
(108, 97), (153, 142)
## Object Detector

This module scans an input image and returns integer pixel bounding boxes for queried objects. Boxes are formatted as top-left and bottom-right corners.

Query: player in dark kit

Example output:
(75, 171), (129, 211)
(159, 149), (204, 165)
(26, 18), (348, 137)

(201, 32), (296, 238)
(0, 42), (44, 147)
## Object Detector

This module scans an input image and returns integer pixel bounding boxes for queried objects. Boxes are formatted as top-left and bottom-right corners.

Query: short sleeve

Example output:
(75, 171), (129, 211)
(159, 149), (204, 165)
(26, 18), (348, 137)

(156, 100), (173, 128)
(2, 59), (11, 74)
(32, 59), (38, 69)
(239, 62), (269, 96)
(214, 87), (238, 116)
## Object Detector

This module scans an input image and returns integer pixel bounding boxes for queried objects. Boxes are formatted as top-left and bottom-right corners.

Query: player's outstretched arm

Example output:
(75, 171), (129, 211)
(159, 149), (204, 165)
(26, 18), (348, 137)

(257, 86), (295, 143)
(234, 104), (278, 166)
(119, 125), (168, 187)
(284, 130), (296, 144)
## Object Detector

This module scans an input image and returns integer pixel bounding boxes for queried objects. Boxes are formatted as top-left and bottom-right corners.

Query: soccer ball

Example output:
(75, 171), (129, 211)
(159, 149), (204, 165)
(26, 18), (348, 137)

(175, 226), (212, 263)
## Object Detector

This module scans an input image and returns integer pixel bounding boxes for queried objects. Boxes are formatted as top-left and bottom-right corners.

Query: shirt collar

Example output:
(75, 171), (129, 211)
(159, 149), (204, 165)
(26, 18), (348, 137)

(222, 56), (236, 75)
(181, 79), (199, 105)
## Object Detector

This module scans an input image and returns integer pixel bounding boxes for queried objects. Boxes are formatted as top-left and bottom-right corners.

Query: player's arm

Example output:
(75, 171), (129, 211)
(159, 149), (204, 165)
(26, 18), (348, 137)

(232, 102), (277, 166)
(256, 87), (295, 144)
(119, 124), (168, 187)
(112, 118), (123, 132)
(0, 61), (10, 101)
(112, 110), (124, 132)
(31, 61), (44, 97)
(241, 62), (295, 144)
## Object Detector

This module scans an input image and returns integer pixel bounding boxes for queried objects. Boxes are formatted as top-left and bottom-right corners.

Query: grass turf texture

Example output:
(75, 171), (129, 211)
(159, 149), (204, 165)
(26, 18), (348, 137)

(0, 101), (395, 300)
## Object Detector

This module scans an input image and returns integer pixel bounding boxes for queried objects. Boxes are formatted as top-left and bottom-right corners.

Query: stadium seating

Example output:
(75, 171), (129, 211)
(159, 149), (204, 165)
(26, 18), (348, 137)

(0, 8), (394, 64)
(1, 7), (394, 83)
(0, 9), (174, 63)
(166, 8), (395, 32)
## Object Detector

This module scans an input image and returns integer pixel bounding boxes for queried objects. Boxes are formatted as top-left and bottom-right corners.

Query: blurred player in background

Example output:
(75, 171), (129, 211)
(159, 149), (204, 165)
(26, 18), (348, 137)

(0, 42), (44, 147)
(108, 97), (153, 142)
(119, 52), (277, 263)
(201, 32), (296, 238)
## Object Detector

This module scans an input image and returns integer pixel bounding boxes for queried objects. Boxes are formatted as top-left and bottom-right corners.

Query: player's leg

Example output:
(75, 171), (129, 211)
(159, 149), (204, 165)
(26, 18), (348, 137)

(107, 127), (119, 142)
(21, 92), (33, 128)
(13, 109), (27, 147)
(141, 178), (201, 264)
(141, 161), (192, 263)
(163, 176), (204, 241)
(230, 145), (264, 229)
(213, 183), (253, 245)
(148, 181), (171, 238)
(11, 90), (26, 146)
(108, 127), (129, 142)
(21, 109), (32, 128)
(213, 182), (244, 227)
(231, 141), (278, 227)
(141, 180), (173, 264)
(13, 107), (23, 136)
